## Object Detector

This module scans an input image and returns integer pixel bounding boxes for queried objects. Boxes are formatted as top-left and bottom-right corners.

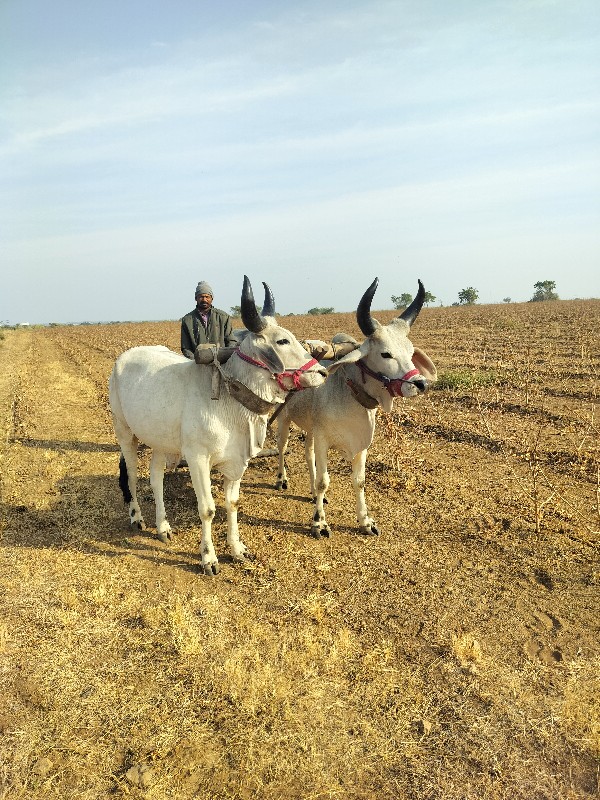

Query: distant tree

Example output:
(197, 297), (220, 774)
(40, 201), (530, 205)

(392, 291), (437, 310)
(502, 297), (512, 304)
(230, 305), (242, 318)
(530, 280), (559, 302)
(307, 307), (335, 315)
(457, 287), (479, 305)
(391, 293), (413, 310)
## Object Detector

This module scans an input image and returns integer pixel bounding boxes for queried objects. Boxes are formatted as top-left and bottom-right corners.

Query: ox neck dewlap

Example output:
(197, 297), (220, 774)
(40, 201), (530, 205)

(356, 358), (420, 398)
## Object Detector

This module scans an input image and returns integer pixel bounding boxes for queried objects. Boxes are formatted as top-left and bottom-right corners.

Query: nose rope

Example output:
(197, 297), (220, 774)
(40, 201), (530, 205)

(235, 349), (318, 390)
(357, 359), (422, 397)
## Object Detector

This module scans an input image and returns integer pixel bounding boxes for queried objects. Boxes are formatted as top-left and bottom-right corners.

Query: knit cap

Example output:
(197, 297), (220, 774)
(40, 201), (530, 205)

(195, 281), (214, 297)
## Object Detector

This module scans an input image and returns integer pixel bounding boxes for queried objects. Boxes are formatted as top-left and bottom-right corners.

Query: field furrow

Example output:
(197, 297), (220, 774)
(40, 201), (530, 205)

(0, 302), (598, 800)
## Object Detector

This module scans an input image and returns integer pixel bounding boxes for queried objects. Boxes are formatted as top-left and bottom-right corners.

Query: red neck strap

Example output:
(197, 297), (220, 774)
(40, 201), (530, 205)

(235, 349), (318, 390)
(357, 359), (420, 397)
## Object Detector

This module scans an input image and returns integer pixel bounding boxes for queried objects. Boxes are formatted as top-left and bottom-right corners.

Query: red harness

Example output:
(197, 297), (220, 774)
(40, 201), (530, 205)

(357, 359), (420, 397)
(235, 349), (319, 391)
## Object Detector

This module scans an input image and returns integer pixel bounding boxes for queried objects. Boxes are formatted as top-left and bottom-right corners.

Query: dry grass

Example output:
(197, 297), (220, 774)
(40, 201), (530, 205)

(1, 300), (599, 798)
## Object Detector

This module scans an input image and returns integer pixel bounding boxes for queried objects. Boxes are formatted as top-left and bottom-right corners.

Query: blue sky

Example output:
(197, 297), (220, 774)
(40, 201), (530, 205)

(1, 0), (599, 324)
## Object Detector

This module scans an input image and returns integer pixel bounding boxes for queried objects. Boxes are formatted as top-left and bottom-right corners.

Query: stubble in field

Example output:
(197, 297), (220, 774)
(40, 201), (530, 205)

(0, 300), (598, 798)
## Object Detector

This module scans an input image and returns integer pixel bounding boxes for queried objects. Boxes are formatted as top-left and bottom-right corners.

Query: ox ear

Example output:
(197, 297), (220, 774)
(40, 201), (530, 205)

(412, 346), (437, 382)
(326, 341), (367, 375)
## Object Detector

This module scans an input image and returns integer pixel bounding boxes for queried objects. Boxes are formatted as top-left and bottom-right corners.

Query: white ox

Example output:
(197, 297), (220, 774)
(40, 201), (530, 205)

(109, 276), (326, 575)
(275, 278), (437, 538)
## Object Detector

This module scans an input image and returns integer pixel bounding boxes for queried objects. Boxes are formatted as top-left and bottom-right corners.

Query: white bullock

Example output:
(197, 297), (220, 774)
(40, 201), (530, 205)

(109, 276), (326, 575)
(275, 278), (436, 538)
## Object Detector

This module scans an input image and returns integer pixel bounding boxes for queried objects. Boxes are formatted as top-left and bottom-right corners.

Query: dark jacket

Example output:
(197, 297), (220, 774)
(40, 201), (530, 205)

(180, 306), (238, 358)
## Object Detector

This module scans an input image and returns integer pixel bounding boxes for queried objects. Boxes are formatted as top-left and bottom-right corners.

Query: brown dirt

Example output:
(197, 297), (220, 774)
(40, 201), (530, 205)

(0, 301), (599, 799)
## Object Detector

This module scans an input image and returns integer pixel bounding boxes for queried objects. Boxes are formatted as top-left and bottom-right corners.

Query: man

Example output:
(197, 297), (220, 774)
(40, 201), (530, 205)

(181, 281), (238, 359)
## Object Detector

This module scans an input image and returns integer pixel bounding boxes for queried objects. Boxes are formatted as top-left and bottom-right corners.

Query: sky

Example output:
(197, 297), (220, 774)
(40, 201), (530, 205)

(1, 0), (599, 325)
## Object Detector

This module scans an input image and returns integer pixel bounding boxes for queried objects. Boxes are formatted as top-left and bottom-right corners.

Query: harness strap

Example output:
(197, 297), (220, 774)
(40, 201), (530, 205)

(346, 378), (380, 409)
(357, 359), (421, 397)
(235, 349), (318, 390)
(227, 380), (279, 415)
(276, 358), (318, 390)
(203, 350), (279, 415)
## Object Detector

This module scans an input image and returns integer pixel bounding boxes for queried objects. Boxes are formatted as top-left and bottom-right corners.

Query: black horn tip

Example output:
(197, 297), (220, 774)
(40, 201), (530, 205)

(241, 275), (267, 333)
(398, 279), (426, 327)
(356, 277), (380, 337)
(242, 274), (252, 299)
(261, 281), (276, 317)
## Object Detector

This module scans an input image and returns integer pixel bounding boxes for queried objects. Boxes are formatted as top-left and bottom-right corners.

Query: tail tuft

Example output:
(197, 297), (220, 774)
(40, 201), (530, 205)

(118, 455), (133, 503)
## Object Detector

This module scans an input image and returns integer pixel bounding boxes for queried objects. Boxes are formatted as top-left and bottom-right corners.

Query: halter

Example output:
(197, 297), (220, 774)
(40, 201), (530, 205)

(235, 349), (319, 391)
(356, 358), (421, 398)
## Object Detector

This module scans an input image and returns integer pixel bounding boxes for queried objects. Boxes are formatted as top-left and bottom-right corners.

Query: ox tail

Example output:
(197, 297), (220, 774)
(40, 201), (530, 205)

(118, 454), (133, 504)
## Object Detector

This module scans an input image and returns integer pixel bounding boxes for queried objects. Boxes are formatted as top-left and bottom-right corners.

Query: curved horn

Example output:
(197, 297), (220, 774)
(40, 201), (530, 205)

(241, 275), (267, 333)
(261, 281), (276, 317)
(398, 279), (425, 327)
(356, 278), (380, 336)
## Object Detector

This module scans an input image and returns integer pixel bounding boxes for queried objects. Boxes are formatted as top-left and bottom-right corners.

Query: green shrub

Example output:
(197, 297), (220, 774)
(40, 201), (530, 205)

(435, 369), (502, 390)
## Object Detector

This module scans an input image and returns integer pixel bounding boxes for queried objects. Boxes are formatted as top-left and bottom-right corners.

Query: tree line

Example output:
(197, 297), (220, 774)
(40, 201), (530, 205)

(392, 280), (559, 309)
(229, 281), (560, 317)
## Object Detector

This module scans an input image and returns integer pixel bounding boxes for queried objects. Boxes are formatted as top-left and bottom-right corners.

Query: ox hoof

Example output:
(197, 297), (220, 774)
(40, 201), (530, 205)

(135, 520), (146, 531)
(203, 563), (220, 577)
(359, 523), (380, 536)
(276, 479), (288, 490)
(157, 530), (173, 544)
(311, 524), (331, 539)
(234, 551), (256, 564)
(312, 497), (328, 505)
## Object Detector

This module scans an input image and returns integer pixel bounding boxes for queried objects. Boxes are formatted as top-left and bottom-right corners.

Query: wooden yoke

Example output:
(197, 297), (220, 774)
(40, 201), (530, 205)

(193, 339), (359, 366)
(302, 339), (359, 360)
(194, 345), (237, 364)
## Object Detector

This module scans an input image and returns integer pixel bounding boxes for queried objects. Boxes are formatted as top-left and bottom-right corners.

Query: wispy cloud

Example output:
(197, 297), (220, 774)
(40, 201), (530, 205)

(1, 0), (599, 322)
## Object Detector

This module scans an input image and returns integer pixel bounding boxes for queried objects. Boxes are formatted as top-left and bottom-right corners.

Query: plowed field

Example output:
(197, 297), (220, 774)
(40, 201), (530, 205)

(1, 300), (598, 799)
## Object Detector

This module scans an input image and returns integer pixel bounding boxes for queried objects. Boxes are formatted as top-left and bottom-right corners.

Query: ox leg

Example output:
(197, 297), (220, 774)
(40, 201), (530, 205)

(186, 455), (220, 576)
(310, 438), (331, 539)
(117, 435), (146, 531)
(149, 450), (173, 543)
(223, 477), (254, 563)
(352, 450), (379, 535)
(304, 431), (328, 505)
(304, 431), (317, 499)
(275, 418), (290, 490)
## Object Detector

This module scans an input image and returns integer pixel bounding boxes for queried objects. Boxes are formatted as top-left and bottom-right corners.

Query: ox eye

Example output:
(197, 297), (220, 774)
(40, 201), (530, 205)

(381, 352), (393, 359)
(277, 338), (290, 346)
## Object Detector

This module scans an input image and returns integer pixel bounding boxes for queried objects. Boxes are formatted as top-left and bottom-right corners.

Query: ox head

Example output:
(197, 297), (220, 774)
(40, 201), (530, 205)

(238, 276), (326, 394)
(233, 280), (276, 345)
(328, 278), (437, 412)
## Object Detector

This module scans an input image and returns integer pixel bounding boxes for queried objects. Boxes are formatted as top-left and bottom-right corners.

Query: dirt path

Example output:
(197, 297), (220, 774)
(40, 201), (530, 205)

(1, 317), (599, 799)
